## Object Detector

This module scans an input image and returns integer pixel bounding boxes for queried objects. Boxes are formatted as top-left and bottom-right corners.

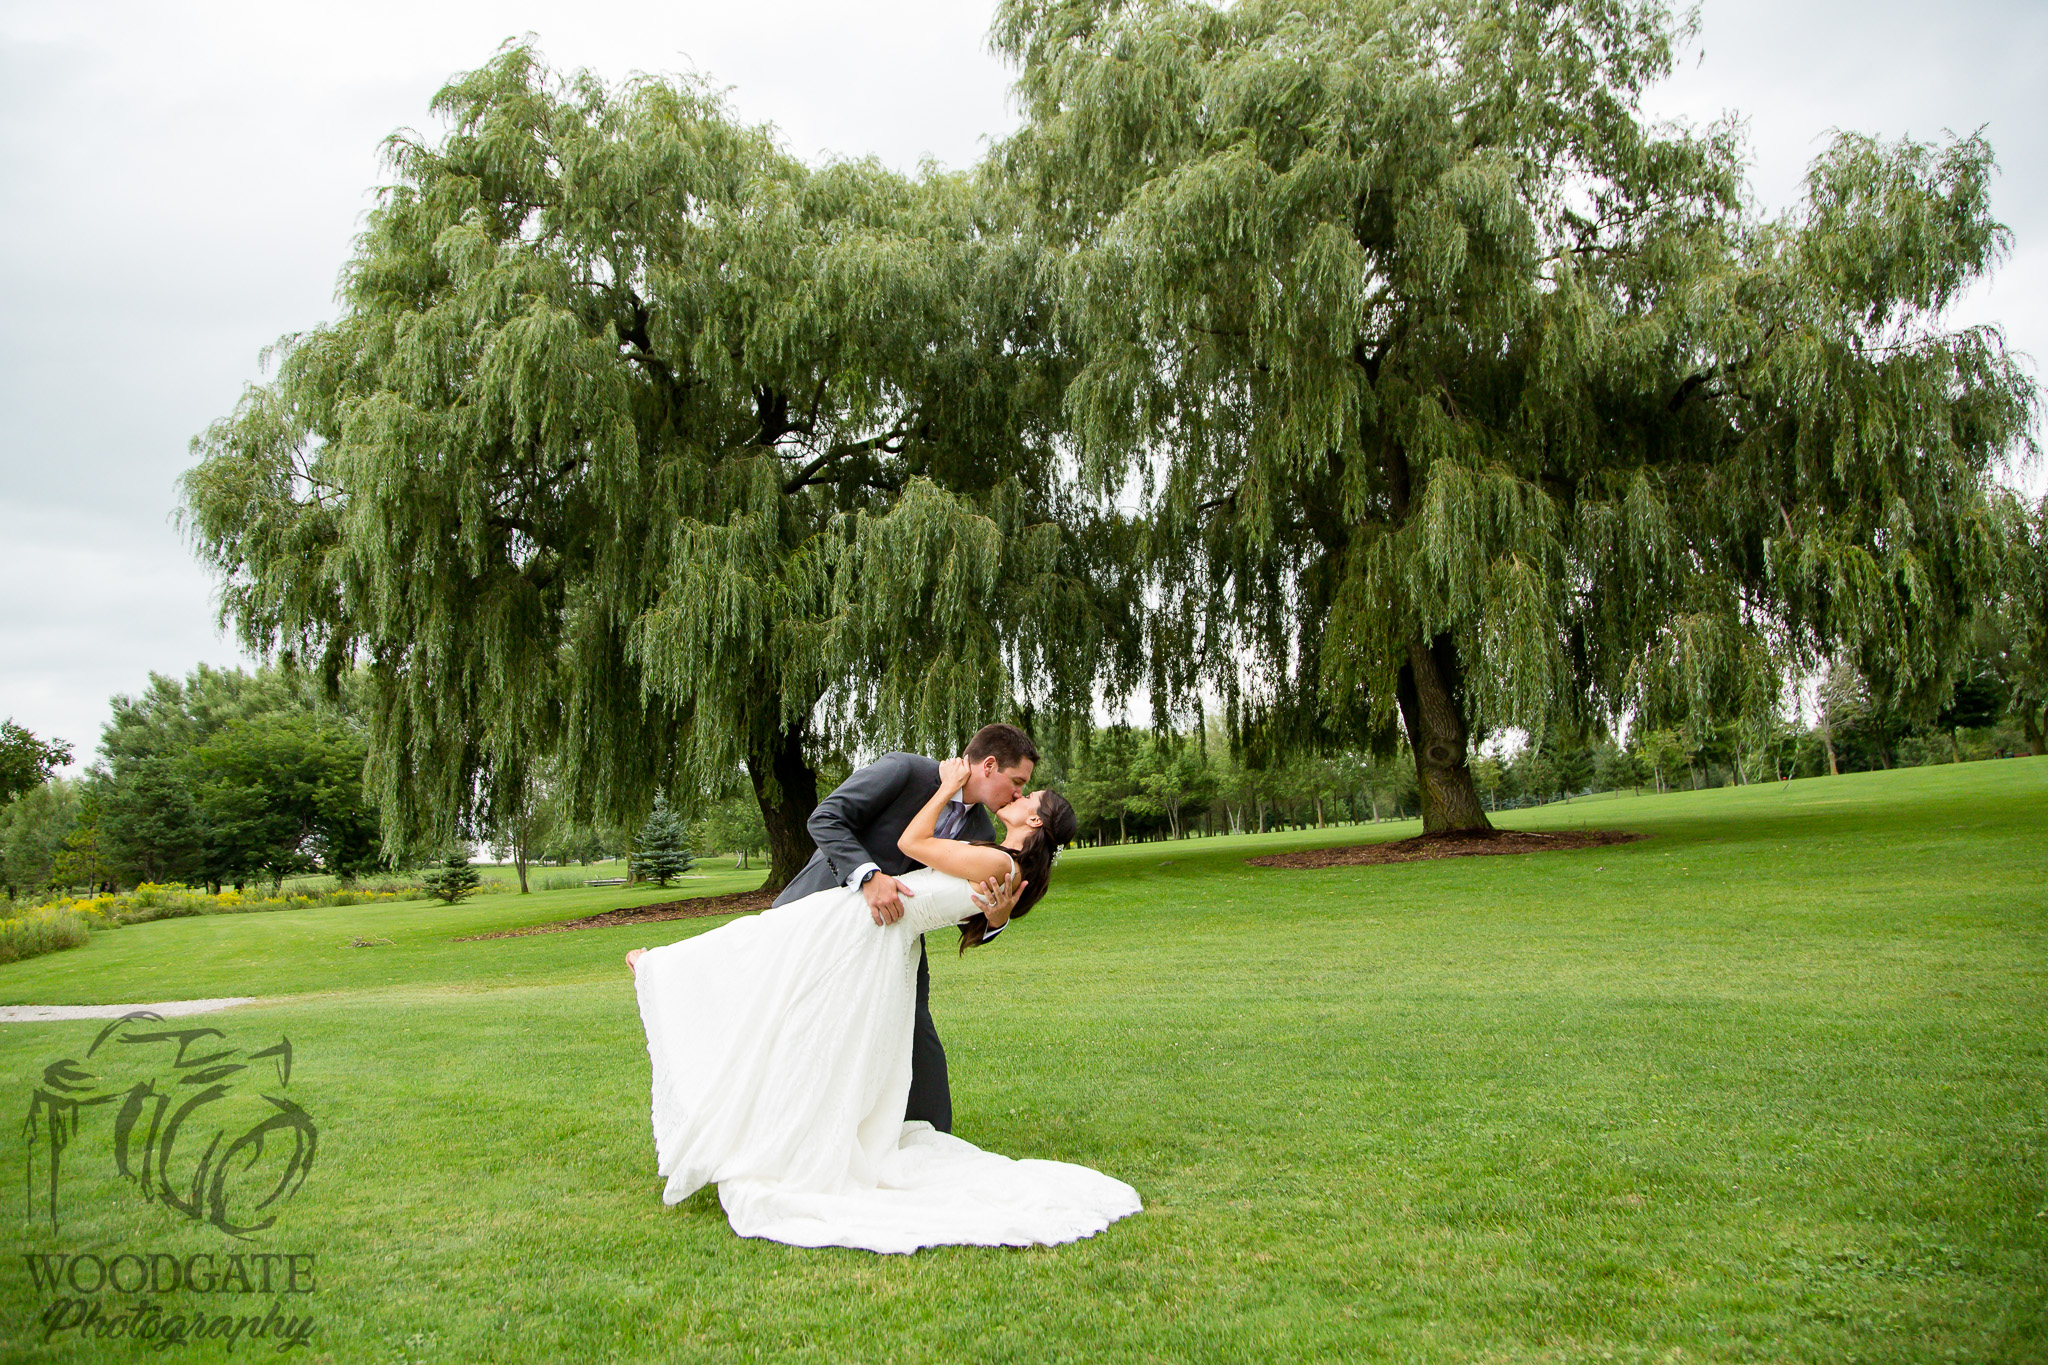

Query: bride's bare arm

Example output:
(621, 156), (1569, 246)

(898, 757), (1014, 884)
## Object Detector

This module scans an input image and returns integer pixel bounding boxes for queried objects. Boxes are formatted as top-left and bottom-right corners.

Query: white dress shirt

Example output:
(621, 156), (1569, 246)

(846, 794), (972, 892)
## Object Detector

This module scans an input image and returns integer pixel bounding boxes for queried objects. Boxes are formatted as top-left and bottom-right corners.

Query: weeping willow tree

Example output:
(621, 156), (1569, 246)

(1991, 493), (2048, 755)
(181, 45), (1137, 887)
(994, 0), (2036, 832)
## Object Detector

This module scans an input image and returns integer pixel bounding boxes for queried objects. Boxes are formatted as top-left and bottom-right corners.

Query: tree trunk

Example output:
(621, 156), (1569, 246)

(2025, 704), (2046, 756)
(1395, 635), (1494, 835)
(514, 849), (529, 894)
(749, 718), (820, 894)
(1822, 722), (1839, 775)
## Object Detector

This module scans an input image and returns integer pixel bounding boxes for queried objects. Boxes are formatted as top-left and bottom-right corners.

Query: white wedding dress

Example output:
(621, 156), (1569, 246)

(632, 864), (1141, 1253)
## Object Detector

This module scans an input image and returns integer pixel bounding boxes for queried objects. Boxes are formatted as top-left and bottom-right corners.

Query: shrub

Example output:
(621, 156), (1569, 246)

(33, 881), (426, 931)
(0, 907), (90, 965)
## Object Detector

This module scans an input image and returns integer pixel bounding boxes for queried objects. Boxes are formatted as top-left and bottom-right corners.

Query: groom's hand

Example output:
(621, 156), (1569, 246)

(864, 872), (915, 926)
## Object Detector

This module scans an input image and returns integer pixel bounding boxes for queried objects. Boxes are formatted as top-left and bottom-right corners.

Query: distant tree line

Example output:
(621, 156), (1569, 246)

(0, 665), (812, 902)
(1043, 683), (2038, 845)
(2, 621), (2037, 901)
(1, 667), (379, 899)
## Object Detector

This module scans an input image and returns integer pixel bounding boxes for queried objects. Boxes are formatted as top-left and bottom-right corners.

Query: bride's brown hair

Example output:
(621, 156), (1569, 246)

(956, 790), (1077, 953)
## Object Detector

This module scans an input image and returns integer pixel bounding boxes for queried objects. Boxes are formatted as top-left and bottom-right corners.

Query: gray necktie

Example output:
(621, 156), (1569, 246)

(936, 802), (967, 841)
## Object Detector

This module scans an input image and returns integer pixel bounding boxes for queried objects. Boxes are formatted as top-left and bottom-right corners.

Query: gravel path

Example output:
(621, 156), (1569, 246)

(0, 997), (257, 1024)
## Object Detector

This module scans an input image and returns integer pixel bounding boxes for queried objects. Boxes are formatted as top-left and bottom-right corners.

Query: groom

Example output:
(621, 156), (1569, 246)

(773, 722), (1036, 1133)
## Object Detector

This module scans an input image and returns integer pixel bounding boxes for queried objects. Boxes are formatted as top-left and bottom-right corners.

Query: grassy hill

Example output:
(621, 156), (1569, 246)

(2, 759), (2042, 1362)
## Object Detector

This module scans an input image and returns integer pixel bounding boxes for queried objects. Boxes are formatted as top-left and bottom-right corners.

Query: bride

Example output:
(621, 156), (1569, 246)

(626, 757), (1141, 1253)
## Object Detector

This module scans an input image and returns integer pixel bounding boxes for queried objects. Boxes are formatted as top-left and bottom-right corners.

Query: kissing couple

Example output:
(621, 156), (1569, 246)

(626, 723), (1142, 1253)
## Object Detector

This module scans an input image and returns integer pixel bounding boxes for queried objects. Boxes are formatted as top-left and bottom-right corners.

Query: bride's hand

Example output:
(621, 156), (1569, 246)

(937, 755), (971, 794)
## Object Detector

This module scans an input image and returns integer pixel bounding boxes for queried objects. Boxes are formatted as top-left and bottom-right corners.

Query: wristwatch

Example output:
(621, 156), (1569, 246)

(859, 869), (878, 887)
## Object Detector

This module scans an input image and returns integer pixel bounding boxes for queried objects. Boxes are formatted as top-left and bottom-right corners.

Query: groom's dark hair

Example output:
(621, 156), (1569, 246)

(965, 723), (1038, 769)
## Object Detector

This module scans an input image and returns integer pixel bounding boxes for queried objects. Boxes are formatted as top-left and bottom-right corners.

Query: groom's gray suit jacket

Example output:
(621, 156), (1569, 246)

(773, 751), (996, 1135)
(772, 752), (997, 905)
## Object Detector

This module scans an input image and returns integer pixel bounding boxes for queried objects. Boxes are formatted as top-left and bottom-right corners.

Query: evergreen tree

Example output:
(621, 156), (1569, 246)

(180, 44), (1139, 891)
(633, 796), (696, 887)
(423, 849), (483, 904)
(994, 0), (2036, 832)
(0, 780), (79, 897)
(95, 756), (206, 886)
(54, 790), (117, 893)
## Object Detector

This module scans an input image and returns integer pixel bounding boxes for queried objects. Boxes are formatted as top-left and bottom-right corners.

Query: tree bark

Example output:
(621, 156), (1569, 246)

(749, 718), (820, 893)
(2025, 704), (2046, 757)
(1395, 635), (1494, 835)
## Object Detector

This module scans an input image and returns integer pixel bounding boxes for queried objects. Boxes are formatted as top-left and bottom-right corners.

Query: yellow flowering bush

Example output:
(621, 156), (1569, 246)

(2, 880), (433, 967)
(0, 906), (90, 965)
(43, 882), (415, 928)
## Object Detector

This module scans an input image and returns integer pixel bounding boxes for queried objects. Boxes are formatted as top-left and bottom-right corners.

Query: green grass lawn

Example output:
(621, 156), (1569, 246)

(2, 760), (2043, 1363)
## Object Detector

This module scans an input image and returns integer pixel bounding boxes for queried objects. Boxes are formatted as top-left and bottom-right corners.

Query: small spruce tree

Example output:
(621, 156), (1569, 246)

(422, 848), (482, 904)
(633, 798), (696, 888)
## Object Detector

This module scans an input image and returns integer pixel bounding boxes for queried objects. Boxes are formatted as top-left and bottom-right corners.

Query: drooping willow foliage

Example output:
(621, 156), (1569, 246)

(181, 46), (1141, 885)
(1992, 493), (2048, 754)
(993, 0), (2037, 830)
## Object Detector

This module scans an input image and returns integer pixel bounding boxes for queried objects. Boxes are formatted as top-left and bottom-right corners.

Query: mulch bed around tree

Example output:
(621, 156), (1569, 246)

(1245, 828), (1642, 869)
(456, 889), (776, 940)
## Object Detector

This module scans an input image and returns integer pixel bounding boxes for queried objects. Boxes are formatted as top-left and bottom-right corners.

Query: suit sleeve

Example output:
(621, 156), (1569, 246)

(806, 754), (914, 886)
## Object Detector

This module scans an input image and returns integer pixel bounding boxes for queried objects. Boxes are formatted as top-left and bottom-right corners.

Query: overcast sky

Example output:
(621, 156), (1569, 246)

(2, 0), (2042, 771)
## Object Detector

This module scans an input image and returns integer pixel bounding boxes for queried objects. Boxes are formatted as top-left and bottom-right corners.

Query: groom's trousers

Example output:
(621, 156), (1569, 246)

(906, 937), (952, 1133)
